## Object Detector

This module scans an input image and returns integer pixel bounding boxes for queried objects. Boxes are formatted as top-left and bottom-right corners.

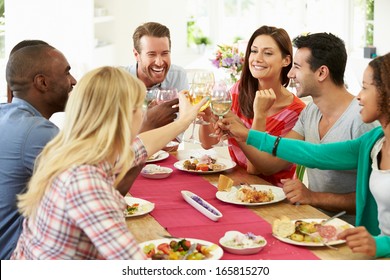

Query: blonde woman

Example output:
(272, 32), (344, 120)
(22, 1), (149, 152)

(11, 67), (206, 260)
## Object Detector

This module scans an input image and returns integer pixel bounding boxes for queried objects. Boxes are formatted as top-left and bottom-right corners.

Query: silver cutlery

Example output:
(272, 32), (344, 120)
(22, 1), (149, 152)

(321, 210), (346, 225)
(182, 243), (197, 260)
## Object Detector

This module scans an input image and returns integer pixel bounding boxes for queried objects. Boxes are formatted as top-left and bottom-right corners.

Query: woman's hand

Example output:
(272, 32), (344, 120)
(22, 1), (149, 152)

(338, 226), (376, 257)
(218, 112), (249, 142)
(253, 89), (276, 118)
(177, 90), (208, 126)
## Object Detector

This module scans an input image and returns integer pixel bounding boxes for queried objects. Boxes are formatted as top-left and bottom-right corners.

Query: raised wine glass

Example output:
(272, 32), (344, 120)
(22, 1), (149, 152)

(182, 84), (212, 144)
(209, 81), (232, 147)
(191, 70), (214, 125)
(155, 88), (178, 104)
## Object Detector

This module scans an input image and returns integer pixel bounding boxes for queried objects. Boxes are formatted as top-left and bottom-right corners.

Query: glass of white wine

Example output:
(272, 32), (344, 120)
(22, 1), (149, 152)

(182, 84), (212, 144)
(191, 70), (214, 125)
(183, 70), (214, 143)
(209, 81), (232, 147)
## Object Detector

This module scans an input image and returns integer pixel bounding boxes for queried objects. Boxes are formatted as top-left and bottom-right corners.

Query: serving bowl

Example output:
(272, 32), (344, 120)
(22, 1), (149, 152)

(219, 231), (267, 255)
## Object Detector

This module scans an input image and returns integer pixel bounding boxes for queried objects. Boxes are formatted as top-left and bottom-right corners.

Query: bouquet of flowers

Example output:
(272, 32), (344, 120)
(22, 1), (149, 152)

(210, 44), (245, 83)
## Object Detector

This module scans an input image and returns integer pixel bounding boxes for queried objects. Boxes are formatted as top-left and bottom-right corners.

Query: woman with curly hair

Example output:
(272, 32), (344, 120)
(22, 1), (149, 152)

(222, 52), (390, 258)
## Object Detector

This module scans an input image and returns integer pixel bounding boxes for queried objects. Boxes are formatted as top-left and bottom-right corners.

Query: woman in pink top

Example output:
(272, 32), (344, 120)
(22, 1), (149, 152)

(200, 26), (305, 186)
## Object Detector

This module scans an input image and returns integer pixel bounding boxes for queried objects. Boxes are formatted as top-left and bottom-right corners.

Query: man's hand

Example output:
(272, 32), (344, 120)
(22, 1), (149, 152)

(281, 178), (313, 205)
(139, 98), (179, 133)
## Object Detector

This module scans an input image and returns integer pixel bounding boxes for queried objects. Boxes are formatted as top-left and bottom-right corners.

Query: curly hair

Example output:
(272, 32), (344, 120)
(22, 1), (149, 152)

(369, 52), (390, 126)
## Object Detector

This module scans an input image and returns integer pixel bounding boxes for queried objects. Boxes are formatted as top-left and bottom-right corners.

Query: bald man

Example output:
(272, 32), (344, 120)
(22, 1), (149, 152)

(0, 44), (76, 259)
(6, 40), (49, 103)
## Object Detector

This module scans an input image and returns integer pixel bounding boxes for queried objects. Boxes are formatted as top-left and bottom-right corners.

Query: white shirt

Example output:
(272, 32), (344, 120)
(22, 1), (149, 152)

(370, 137), (390, 236)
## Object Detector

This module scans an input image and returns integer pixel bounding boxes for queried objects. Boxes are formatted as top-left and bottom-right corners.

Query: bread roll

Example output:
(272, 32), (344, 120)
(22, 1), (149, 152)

(272, 216), (295, 238)
(217, 174), (234, 191)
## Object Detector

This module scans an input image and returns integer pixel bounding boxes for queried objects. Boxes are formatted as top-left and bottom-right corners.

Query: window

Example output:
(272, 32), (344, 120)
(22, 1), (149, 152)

(186, 0), (374, 55)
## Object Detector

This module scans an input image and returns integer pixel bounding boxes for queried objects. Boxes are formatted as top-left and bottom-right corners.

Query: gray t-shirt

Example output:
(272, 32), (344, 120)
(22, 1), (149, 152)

(293, 98), (379, 224)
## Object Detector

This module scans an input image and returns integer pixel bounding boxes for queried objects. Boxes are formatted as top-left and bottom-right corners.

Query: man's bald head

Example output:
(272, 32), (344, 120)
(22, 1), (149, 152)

(6, 44), (55, 95)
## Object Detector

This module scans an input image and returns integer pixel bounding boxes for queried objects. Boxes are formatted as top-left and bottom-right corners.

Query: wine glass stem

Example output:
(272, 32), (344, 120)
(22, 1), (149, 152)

(189, 119), (196, 139)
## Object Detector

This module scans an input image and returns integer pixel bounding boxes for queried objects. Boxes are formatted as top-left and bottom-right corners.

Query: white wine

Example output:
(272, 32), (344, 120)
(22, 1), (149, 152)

(191, 94), (211, 111)
(210, 100), (232, 116)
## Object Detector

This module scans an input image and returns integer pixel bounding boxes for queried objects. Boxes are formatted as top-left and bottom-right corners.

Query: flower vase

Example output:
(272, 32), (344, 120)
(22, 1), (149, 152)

(223, 70), (240, 88)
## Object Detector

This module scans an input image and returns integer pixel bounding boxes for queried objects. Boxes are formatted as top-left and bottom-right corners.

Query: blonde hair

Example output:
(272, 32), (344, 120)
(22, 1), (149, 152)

(17, 66), (146, 218)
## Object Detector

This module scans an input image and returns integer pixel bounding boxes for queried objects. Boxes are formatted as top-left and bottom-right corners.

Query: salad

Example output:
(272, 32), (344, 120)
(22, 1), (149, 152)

(143, 239), (217, 260)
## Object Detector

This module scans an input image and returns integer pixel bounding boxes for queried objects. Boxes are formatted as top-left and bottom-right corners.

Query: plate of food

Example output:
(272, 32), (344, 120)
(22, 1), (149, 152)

(174, 155), (236, 174)
(219, 231), (267, 255)
(139, 238), (223, 260)
(216, 184), (285, 206)
(146, 150), (169, 163)
(123, 197), (155, 218)
(141, 164), (173, 179)
(272, 216), (353, 247)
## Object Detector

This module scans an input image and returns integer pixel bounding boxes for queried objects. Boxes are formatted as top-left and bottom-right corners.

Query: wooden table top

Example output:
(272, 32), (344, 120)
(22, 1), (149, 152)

(126, 149), (372, 260)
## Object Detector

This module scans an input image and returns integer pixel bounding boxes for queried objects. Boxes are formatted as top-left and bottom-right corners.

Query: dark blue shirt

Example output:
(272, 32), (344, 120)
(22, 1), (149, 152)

(0, 98), (59, 259)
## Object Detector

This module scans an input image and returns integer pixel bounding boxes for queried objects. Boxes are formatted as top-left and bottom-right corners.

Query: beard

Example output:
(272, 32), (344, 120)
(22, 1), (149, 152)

(139, 62), (169, 87)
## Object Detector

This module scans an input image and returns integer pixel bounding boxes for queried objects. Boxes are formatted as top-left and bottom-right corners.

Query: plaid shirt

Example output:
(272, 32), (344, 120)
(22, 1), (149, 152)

(11, 138), (148, 260)
(132, 136), (148, 167)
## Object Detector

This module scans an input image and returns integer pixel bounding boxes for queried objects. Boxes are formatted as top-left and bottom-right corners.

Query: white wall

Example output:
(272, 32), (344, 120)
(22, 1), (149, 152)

(374, 0), (390, 56)
(2, 0), (390, 101)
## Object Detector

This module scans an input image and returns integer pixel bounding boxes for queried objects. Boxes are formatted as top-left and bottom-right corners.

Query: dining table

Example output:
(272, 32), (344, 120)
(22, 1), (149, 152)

(125, 148), (372, 260)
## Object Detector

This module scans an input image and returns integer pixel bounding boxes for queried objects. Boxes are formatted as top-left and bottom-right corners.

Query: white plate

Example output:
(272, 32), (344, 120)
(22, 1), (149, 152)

(181, 190), (223, 221)
(216, 184), (286, 206)
(124, 197), (155, 217)
(141, 164), (173, 179)
(139, 238), (224, 260)
(273, 218), (353, 247)
(174, 158), (236, 174)
(219, 231), (267, 255)
(146, 150), (169, 163)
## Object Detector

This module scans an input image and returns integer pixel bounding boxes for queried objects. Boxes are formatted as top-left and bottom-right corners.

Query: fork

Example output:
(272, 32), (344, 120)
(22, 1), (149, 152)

(296, 228), (339, 250)
(182, 243), (197, 260)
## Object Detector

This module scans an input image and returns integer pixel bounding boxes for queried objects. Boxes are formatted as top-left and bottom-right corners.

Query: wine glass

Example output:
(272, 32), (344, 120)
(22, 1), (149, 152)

(209, 81), (232, 147)
(191, 70), (214, 125)
(182, 85), (211, 144)
(143, 88), (159, 111)
(192, 70), (215, 87)
(155, 88), (178, 104)
(183, 70), (214, 143)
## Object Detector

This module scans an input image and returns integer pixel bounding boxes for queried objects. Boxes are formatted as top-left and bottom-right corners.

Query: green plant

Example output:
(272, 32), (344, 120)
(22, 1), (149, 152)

(194, 36), (211, 45)
(365, 0), (374, 46)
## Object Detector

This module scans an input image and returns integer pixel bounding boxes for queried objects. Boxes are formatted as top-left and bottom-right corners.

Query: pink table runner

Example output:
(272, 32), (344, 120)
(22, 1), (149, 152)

(130, 154), (319, 260)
